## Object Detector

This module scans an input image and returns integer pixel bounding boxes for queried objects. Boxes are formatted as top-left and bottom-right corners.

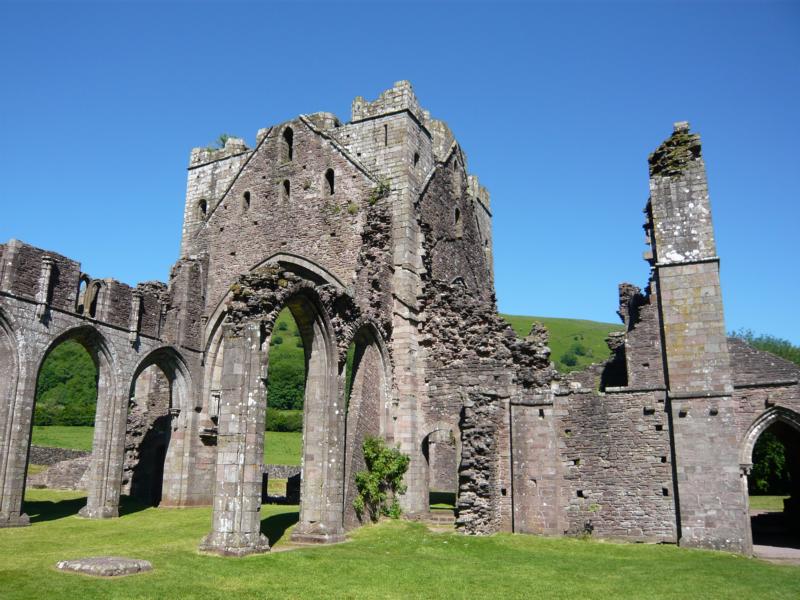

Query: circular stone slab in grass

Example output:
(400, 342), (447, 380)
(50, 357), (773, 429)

(56, 556), (152, 577)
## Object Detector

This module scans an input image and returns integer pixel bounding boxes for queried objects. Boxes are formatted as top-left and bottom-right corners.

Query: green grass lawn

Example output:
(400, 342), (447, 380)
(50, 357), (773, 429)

(501, 314), (623, 372)
(31, 425), (94, 451)
(264, 431), (302, 466)
(31, 426), (303, 466)
(1, 489), (797, 599)
(749, 495), (789, 511)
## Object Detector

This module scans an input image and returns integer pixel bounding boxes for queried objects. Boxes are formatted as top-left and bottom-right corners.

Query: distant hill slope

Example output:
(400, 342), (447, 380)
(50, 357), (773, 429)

(500, 314), (624, 373)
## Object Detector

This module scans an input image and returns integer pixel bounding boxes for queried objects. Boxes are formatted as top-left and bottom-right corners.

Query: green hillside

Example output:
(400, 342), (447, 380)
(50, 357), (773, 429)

(500, 314), (623, 373)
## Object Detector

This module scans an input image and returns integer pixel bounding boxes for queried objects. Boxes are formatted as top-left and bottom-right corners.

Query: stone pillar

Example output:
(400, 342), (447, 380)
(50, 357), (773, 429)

(34, 256), (54, 321)
(80, 376), (127, 519)
(290, 311), (345, 544)
(128, 291), (142, 345)
(200, 322), (269, 556)
(648, 122), (750, 554)
(0, 375), (34, 528)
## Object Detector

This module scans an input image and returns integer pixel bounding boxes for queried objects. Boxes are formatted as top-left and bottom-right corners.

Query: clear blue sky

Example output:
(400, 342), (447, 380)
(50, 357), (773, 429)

(1, 1), (798, 343)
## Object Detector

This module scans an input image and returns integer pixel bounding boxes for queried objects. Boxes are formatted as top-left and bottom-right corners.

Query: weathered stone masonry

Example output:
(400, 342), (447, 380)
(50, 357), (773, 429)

(1, 83), (798, 558)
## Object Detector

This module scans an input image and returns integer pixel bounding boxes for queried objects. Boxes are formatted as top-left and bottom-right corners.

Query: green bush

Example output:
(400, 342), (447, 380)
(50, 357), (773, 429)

(271, 335), (284, 346)
(265, 408), (303, 432)
(277, 321), (288, 331)
(560, 351), (578, 367)
(353, 436), (409, 522)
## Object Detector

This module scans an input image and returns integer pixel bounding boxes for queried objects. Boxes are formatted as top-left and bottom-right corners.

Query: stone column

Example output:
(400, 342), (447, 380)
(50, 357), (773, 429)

(200, 322), (269, 556)
(290, 312), (345, 544)
(0, 374), (34, 528)
(80, 375), (127, 519)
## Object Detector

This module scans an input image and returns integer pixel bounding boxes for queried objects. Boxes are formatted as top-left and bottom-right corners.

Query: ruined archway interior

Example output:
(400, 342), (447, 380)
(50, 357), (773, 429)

(126, 349), (191, 508)
(342, 327), (390, 529)
(749, 420), (800, 550)
(126, 363), (171, 506)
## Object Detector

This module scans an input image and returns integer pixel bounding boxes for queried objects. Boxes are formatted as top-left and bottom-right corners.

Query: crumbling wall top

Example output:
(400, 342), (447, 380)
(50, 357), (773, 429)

(189, 137), (250, 168)
(351, 80), (428, 127)
(648, 121), (702, 178)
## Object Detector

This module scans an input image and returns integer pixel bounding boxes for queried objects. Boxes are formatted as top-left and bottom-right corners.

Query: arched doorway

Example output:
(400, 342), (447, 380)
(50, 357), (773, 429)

(342, 324), (391, 529)
(33, 326), (120, 520)
(127, 347), (192, 507)
(743, 407), (800, 552)
(422, 427), (459, 517)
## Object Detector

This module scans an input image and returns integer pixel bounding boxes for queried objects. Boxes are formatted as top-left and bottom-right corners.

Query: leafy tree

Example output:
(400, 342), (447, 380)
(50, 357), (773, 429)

(749, 431), (790, 495)
(731, 329), (800, 367)
(34, 340), (97, 426)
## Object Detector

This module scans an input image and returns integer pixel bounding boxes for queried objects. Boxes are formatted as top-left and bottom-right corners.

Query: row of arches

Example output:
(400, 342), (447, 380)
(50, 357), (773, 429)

(0, 308), (194, 525)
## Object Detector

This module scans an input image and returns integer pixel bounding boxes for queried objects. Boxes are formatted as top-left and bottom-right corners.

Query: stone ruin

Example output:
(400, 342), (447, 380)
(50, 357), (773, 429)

(0, 83), (798, 556)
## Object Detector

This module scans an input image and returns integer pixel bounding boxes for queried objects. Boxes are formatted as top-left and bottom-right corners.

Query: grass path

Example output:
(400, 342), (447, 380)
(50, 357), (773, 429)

(1, 489), (798, 599)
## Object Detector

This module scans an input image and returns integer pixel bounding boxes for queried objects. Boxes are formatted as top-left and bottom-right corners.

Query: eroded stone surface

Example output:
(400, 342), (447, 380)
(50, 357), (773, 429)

(56, 557), (152, 577)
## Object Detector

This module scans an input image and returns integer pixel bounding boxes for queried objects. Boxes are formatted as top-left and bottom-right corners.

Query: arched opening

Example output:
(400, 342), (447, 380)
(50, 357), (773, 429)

(341, 325), (390, 529)
(126, 348), (191, 507)
(242, 191), (251, 212)
(262, 307), (305, 503)
(76, 275), (89, 314)
(197, 198), (208, 219)
(126, 364), (171, 506)
(324, 169), (335, 196)
(454, 207), (463, 239)
(282, 179), (291, 201)
(85, 281), (103, 319)
(282, 127), (294, 161)
(422, 427), (459, 520)
(281, 291), (342, 542)
(27, 326), (117, 519)
(745, 410), (800, 552)
(201, 270), (352, 553)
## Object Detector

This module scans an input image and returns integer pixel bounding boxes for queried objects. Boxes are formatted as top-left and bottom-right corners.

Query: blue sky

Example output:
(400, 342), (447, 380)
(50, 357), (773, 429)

(1, 1), (798, 343)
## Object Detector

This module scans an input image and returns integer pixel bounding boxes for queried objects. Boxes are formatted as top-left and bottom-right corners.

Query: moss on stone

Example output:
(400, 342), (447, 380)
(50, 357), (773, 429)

(648, 129), (702, 178)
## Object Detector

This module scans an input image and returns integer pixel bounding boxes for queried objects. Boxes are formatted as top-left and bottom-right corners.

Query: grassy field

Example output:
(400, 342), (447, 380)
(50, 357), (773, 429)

(0, 489), (797, 599)
(750, 495), (789, 511)
(31, 425), (94, 451)
(500, 313), (623, 372)
(31, 426), (303, 466)
(263, 431), (302, 466)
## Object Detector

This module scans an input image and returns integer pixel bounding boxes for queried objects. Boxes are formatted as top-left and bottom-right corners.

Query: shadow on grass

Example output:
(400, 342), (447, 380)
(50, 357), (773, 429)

(751, 512), (800, 550)
(24, 497), (86, 523)
(261, 510), (299, 545)
(23, 493), (149, 523)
